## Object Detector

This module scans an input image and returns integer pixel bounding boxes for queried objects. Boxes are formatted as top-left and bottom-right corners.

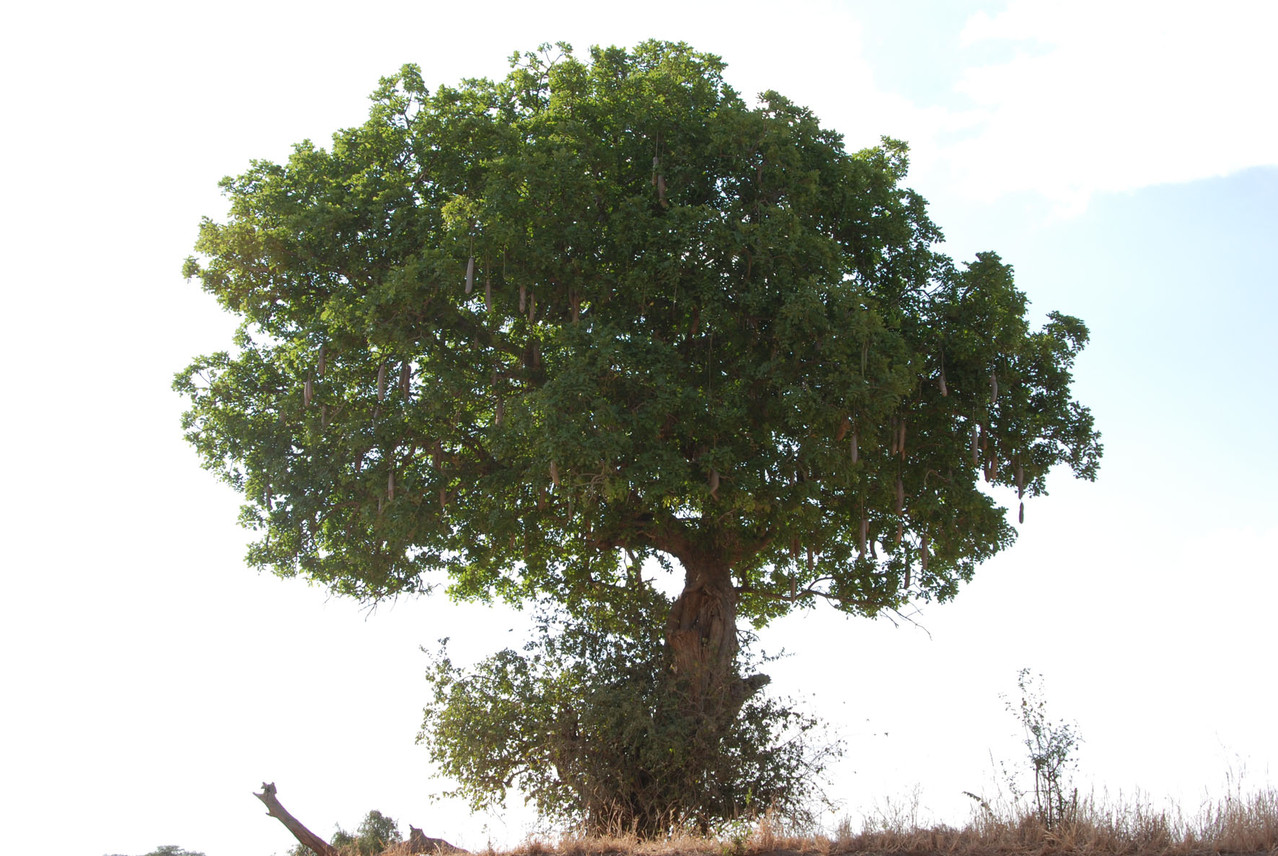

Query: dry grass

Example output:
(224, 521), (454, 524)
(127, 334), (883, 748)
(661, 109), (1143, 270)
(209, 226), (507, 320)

(466, 786), (1277, 856)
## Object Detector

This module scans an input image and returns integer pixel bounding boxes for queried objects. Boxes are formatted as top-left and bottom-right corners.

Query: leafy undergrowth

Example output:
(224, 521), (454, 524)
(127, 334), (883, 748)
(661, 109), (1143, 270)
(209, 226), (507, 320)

(392, 787), (1278, 856)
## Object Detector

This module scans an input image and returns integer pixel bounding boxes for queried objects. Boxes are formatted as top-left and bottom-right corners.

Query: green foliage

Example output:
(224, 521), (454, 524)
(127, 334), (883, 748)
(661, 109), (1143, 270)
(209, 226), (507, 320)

(1004, 669), (1081, 829)
(420, 587), (837, 835)
(102, 847), (206, 856)
(288, 809), (401, 856)
(175, 39), (1100, 619)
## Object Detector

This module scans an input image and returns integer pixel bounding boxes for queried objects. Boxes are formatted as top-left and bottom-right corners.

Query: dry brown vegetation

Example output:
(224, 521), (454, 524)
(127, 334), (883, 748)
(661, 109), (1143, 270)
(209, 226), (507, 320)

(417, 786), (1277, 856)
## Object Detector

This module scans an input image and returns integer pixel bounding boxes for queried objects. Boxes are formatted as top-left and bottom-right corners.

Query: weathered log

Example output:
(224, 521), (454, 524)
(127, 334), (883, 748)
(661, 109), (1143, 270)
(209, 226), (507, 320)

(408, 826), (468, 854)
(253, 782), (338, 856)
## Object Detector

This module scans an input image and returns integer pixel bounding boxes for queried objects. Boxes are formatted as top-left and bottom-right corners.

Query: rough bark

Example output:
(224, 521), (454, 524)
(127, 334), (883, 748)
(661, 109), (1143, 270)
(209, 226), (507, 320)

(254, 782), (338, 856)
(664, 555), (769, 723)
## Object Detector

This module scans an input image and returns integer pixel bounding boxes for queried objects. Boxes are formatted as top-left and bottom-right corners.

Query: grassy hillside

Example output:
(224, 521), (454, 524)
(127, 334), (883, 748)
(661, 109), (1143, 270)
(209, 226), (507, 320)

(360, 787), (1278, 856)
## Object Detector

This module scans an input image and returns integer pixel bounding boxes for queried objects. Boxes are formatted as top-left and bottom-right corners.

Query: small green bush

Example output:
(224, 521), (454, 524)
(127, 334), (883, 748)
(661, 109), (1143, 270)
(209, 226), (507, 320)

(420, 589), (838, 836)
(288, 809), (401, 856)
(1004, 668), (1081, 829)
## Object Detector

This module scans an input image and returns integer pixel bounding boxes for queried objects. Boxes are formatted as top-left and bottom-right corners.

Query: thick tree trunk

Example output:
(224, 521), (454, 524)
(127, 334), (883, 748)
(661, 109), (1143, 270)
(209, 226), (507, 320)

(254, 782), (338, 856)
(664, 558), (769, 724)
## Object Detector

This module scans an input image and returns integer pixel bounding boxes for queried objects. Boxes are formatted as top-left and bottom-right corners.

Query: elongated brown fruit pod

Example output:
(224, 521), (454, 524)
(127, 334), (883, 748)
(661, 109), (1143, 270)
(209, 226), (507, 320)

(904, 562), (910, 590)
(439, 489), (447, 510)
(495, 397), (504, 426)
(387, 469), (395, 500)
(657, 173), (667, 207)
(1016, 460), (1024, 499)
(896, 520), (903, 546)
(890, 418), (898, 456)
(376, 362), (388, 401)
(939, 366), (948, 397)
(991, 371), (999, 404)
(709, 468), (720, 498)
(549, 460), (559, 486)
(896, 476), (904, 515)
(465, 256), (475, 294)
(317, 344), (326, 378)
(851, 428), (859, 463)
(400, 362), (411, 399)
(519, 283), (526, 313)
(899, 418), (907, 459)
(484, 276), (493, 313)
(920, 534), (929, 571)
(836, 415), (850, 442)
(971, 425), (980, 465)
(303, 377), (313, 407)
(1019, 501), (1025, 524)
(528, 292), (536, 323)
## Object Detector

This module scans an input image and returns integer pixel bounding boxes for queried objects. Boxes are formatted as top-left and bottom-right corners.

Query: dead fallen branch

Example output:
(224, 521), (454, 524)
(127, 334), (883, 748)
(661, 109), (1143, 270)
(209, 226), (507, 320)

(254, 781), (338, 856)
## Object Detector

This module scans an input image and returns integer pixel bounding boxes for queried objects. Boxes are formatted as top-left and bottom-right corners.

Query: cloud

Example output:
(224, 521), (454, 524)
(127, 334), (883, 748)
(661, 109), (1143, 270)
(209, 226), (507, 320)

(942, 0), (1278, 212)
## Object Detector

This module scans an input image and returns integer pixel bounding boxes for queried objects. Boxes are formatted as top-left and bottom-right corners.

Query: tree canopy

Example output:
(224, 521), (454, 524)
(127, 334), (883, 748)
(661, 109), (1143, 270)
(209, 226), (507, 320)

(178, 40), (1098, 621)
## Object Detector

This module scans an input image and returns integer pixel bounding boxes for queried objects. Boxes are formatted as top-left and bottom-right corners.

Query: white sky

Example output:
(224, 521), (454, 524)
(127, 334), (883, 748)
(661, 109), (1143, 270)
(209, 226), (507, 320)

(2, 2), (1276, 855)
